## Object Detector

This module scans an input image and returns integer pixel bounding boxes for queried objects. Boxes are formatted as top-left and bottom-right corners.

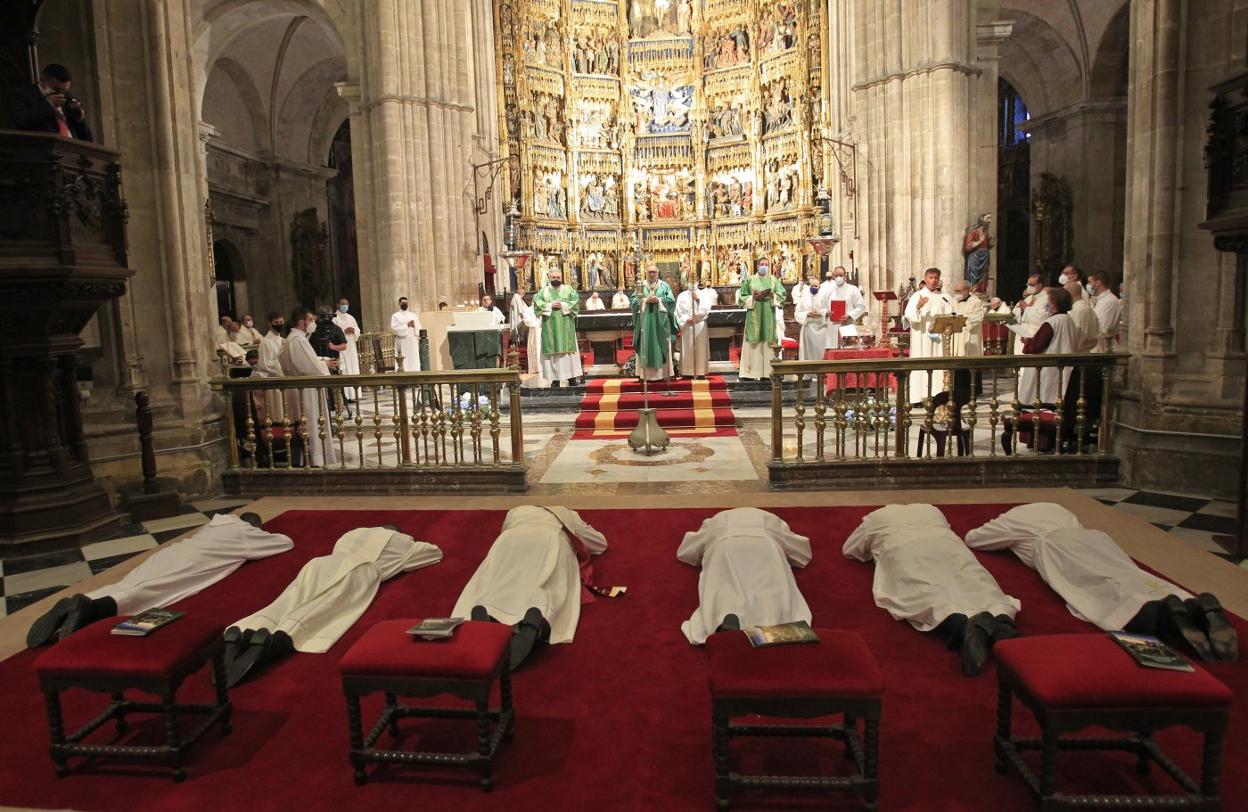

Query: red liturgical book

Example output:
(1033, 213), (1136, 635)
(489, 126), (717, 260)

(829, 300), (847, 321)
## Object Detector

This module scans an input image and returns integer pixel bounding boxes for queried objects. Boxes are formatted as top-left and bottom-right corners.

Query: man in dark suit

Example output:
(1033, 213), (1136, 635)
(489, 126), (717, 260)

(9, 64), (93, 141)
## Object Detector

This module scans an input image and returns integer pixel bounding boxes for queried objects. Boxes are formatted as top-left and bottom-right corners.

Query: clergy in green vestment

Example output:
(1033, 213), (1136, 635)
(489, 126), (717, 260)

(532, 269), (583, 387)
(630, 263), (677, 382)
(736, 258), (786, 380)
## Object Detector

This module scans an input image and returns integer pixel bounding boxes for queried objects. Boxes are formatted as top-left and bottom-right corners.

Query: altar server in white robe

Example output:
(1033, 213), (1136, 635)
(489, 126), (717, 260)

(257, 311), (293, 420)
(795, 275), (832, 360)
(844, 504), (1021, 676)
(225, 526), (443, 684)
(1017, 287), (1077, 406)
(390, 295), (422, 371)
(26, 513), (293, 647)
(585, 291), (606, 311)
(332, 298), (361, 399)
(452, 505), (610, 668)
(820, 265), (868, 350)
(675, 281), (717, 378)
(1064, 281), (1099, 352)
(677, 508), (812, 645)
(902, 267), (957, 403)
(1011, 274), (1046, 355)
(611, 288), (630, 309)
(280, 306), (338, 467)
(478, 293), (507, 325)
(951, 280), (986, 357)
(1088, 271), (1122, 351)
(965, 503), (1238, 662)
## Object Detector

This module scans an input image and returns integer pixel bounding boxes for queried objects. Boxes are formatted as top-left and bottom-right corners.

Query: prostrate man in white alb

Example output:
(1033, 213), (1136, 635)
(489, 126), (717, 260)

(478, 293), (506, 326)
(844, 504), (1021, 676)
(965, 503), (1237, 662)
(332, 298), (362, 394)
(902, 267), (956, 403)
(225, 525), (443, 685)
(390, 296), (422, 371)
(280, 306), (338, 468)
(819, 265), (867, 350)
(949, 280), (985, 357)
(1088, 271), (1121, 351)
(452, 505), (614, 669)
(795, 272), (832, 360)
(1011, 273), (1046, 354)
(26, 512), (293, 647)
(677, 508), (812, 645)
(675, 279), (717, 378)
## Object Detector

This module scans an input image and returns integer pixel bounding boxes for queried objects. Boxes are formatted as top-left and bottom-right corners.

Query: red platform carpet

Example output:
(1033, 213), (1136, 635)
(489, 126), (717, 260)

(0, 505), (1244, 812)
(573, 375), (737, 439)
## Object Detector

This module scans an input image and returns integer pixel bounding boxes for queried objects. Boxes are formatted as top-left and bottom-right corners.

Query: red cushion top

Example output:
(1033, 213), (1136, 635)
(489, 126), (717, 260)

(780, 337), (798, 348)
(34, 615), (223, 680)
(996, 635), (1233, 710)
(338, 620), (511, 679)
(707, 629), (884, 698)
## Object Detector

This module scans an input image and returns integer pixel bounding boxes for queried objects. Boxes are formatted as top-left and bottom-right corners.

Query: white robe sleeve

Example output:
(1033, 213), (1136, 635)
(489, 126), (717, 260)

(547, 506), (607, 553)
(288, 334), (330, 376)
(846, 286), (867, 321)
(391, 311), (409, 338)
(765, 512), (812, 567)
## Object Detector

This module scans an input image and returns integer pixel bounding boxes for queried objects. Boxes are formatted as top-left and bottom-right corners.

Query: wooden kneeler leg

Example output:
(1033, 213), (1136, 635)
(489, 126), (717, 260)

(712, 711), (731, 810)
(345, 693), (367, 785)
(476, 698), (493, 792)
(500, 670), (515, 742)
(211, 651), (233, 735)
(994, 681), (1012, 775)
(863, 716), (880, 811)
(1202, 730), (1224, 802)
(44, 690), (68, 778)
(162, 691), (185, 783)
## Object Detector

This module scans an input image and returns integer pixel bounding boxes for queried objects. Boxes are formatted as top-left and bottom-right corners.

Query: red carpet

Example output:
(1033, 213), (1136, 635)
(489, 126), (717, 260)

(573, 375), (738, 439)
(0, 505), (1244, 811)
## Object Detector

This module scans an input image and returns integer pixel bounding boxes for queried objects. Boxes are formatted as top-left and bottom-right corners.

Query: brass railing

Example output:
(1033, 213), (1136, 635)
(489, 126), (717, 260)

(768, 354), (1128, 486)
(213, 368), (525, 493)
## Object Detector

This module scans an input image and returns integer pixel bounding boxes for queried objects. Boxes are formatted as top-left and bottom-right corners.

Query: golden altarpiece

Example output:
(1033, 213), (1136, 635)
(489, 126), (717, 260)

(494, 0), (832, 292)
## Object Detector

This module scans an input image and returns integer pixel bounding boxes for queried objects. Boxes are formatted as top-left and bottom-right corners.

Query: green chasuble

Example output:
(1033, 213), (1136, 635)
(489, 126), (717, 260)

(630, 280), (677, 368)
(533, 284), (580, 355)
(737, 273), (786, 344)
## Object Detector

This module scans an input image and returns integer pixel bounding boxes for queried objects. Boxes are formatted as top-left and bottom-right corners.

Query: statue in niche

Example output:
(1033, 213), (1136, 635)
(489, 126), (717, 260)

(758, 2), (798, 54)
(779, 249), (798, 283)
(531, 103), (547, 140)
(764, 78), (793, 134)
(631, 72), (693, 134)
(585, 252), (604, 289)
(604, 176), (620, 218)
(632, 181), (650, 223)
(503, 53), (514, 85)
(962, 213), (993, 293)
(677, 0), (693, 34)
(605, 37), (620, 73)
(629, 0), (687, 39)
(533, 178), (549, 217)
(600, 254), (618, 289)
(706, 25), (750, 69)
(581, 175), (613, 222)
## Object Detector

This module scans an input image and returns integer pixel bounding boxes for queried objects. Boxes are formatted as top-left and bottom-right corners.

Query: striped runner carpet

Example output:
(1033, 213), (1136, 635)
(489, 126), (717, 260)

(572, 375), (737, 439)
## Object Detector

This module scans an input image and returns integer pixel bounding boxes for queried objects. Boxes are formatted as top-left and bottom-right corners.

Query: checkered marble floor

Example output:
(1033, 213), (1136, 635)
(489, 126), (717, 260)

(0, 498), (252, 618)
(1077, 487), (1245, 567)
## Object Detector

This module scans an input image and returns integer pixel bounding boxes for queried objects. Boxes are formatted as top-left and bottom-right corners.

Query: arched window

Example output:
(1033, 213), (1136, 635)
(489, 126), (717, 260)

(999, 78), (1030, 147)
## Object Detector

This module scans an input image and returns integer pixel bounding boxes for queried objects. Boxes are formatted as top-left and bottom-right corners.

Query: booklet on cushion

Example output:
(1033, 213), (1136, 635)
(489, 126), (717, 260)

(743, 620), (820, 648)
(112, 608), (184, 637)
(1110, 631), (1195, 672)
(407, 618), (466, 640)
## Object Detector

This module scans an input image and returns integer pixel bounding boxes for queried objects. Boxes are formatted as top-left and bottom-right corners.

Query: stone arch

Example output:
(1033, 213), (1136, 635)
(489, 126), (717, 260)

(1088, 3), (1130, 100)
(275, 55), (349, 164)
(202, 56), (268, 150)
(998, 8), (1084, 118)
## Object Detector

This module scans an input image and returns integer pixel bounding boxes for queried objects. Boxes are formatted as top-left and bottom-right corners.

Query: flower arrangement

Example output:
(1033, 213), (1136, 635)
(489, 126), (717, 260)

(445, 391), (494, 418)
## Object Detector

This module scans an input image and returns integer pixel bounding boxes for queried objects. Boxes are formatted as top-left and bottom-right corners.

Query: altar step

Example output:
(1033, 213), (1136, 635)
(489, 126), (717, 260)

(573, 375), (738, 439)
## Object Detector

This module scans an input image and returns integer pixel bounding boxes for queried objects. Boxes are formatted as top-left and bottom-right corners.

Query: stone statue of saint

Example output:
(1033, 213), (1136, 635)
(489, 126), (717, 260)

(962, 213), (993, 292)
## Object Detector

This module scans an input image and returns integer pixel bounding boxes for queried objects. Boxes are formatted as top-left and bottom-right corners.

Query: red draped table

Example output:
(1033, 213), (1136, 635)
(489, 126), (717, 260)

(823, 348), (901, 393)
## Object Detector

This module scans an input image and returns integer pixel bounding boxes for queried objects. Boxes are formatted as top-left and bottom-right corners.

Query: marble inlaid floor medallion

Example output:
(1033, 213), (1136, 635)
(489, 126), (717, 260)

(539, 436), (758, 484)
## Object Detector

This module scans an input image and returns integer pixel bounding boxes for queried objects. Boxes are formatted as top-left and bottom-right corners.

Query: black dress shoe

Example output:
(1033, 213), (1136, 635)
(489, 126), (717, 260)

(715, 613), (741, 633)
(26, 596), (77, 648)
(227, 628), (275, 688)
(59, 594), (116, 641)
(381, 524), (400, 532)
(960, 612), (994, 677)
(509, 607), (551, 671)
(1161, 594), (1214, 662)
(239, 512), (263, 528)
(934, 613), (969, 650)
(1188, 593), (1239, 662)
(550, 381), (561, 389)
(471, 605), (493, 623)
(990, 614), (1020, 644)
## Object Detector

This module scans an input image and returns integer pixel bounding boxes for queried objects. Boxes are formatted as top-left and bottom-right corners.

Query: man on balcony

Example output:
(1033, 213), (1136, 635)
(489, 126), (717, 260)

(9, 64), (93, 141)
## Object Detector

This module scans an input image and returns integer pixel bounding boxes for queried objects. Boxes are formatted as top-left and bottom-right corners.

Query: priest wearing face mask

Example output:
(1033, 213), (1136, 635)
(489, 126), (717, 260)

(332, 298), (362, 383)
(238, 315), (263, 346)
(533, 269), (583, 387)
(631, 263), (677, 383)
(1087, 272), (1122, 351)
(736, 257), (786, 380)
(279, 307), (338, 468)
(1011, 273), (1046, 355)
(819, 265), (867, 350)
(390, 296), (422, 371)
(902, 267), (957, 403)
(1058, 264), (1089, 301)
(950, 280), (985, 357)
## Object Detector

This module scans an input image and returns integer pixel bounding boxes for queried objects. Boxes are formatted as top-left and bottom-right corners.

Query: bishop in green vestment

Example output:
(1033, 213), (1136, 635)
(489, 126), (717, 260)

(736, 259), (786, 380)
(630, 264), (677, 382)
(532, 269), (583, 387)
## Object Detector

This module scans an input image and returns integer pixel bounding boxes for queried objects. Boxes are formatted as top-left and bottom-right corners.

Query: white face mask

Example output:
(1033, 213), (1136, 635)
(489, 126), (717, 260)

(833, 276), (845, 287)
(757, 266), (770, 276)
(1086, 283), (1096, 297)
(1058, 273), (1069, 285)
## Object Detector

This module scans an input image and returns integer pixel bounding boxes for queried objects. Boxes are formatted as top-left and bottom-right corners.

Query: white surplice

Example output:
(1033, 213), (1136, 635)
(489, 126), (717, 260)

(87, 514), (293, 614)
(819, 279), (867, 351)
(232, 528), (442, 653)
(479, 305), (507, 326)
(1092, 291), (1122, 351)
(795, 285), (833, 360)
(611, 291), (630, 309)
(903, 289), (957, 403)
(677, 508), (813, 645)
(965, 503), (1190, 631)
(257, 330), (294, 421)
(953, 295), (986, 357)
(332, 311), (362, 376)
(843, 504), (1020, 632)
(585, 295), (606, 311)
(1012, 292), (1047, 355)
(1017, 312), (1076, 405)
(390, 309), (422, 371)
(279, 326), (338, 467)
(675, 287), (716, 376)
(1068, 299), (1099, 353)
(451, 506), (607, 645)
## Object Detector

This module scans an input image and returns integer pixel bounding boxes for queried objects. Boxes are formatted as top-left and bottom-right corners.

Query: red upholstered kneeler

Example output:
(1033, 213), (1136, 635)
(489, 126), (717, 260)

(33, 615), (231, 782)
(337, 619), (515, 790)
(994, 635), (1232, 811)
(707, 629), (884, 810)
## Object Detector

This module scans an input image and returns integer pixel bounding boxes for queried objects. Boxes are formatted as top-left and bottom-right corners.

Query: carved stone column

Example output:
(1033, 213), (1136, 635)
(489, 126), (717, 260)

(0, 133), (133, 551)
